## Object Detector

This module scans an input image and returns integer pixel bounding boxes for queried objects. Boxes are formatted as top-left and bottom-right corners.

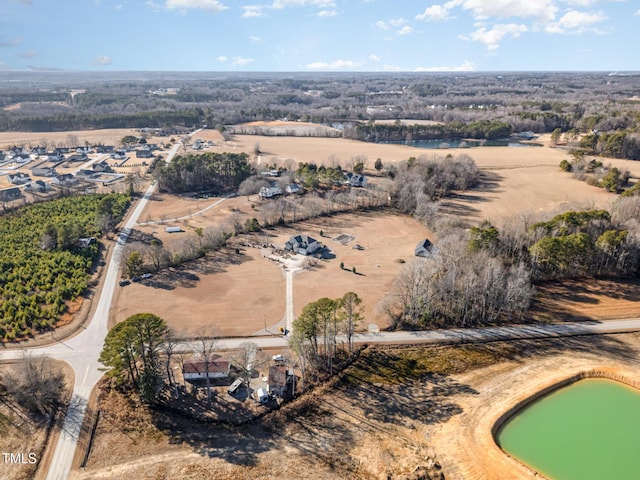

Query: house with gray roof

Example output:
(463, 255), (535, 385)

(285, 234), (321, 256)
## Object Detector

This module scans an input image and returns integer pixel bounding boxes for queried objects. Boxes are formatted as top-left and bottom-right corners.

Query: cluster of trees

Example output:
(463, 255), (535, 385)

(99, 313), (168, 401)
(387, 233), (533, 329)
(393, 154), (479, 218)
(123, 225), (227, 277)
(154, 152), (251, 193)
(578, 132), (640, 161)
(291, 292), (363, 386)
(386, 194), (640, 330)
(527, 209), (640, 279)
(348, 120), (513, 143)
(0, 194), (129, 340)
(2, 355), (66, 417)
(560, 155), (633, 194)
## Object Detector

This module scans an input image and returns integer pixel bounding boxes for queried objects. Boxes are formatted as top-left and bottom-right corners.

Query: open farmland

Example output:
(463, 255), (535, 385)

(271, 211), (433, 328)
(221, 131), (636, 226)
(111, 245), (286, 337)
(113, 211), (430, 336)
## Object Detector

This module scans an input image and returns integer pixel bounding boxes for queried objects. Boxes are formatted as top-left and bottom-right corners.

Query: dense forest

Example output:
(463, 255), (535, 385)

(0, 194), (129, 341)
(1, 71), (640, 159)
(153, 152), (251, 193)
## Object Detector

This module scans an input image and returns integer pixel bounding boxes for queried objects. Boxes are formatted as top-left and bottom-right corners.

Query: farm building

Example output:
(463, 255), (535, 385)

(415, 239), (434, 257)
(165, 226), (182, 233)
(182, 360), (230, 381)
(285, 234), (321, 256)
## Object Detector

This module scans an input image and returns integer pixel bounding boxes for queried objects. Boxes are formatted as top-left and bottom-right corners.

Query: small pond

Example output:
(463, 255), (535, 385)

(497, 378), (640, 480)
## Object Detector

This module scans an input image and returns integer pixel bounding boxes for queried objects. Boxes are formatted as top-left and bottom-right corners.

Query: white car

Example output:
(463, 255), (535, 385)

(272, 354), (285, 363)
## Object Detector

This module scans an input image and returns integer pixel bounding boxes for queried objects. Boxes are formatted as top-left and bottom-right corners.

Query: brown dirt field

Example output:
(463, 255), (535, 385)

(0, 129), (141, 149)
(530, 277), (640, 322)
(269, 211), (432, 328)
(125, 210), (431, 334)
(111, 245), (286, 337)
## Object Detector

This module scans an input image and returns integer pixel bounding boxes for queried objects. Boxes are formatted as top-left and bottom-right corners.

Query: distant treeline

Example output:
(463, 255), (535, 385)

(0, 109), (206, 132)
(347, 120), (513, 142)
(154, 152), (251, 194)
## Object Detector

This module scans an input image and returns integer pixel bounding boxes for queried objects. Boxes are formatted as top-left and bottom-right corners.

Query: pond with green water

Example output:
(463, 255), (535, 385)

(497, 378), (640, 480)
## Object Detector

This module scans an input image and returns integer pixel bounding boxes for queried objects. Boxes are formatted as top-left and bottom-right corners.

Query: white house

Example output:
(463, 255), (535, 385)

(259, 186), (283, 199)
(182, 360), (230, 381)
(344, 172), (368, 188)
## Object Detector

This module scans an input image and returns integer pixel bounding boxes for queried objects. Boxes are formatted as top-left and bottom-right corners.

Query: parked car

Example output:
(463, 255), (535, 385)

(272, 354), (285, 363)
(140, 273), (152, 279)
(119, 279), (131, 287)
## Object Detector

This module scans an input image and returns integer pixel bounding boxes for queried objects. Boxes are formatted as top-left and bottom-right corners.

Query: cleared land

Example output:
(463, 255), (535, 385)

(116, 211), (431, 336)
(111, 245), (286, 337)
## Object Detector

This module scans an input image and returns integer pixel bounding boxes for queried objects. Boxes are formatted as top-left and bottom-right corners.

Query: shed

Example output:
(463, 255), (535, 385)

(415, 239), (434, 257)
(165, 226), (182, 233)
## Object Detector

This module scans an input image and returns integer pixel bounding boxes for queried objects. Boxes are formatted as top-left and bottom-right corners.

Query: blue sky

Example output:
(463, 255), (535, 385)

(0, 0), (638, 71)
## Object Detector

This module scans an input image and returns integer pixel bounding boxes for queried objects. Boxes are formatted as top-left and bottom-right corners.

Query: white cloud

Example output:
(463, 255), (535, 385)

(164, 0), (228, 13)
(306, 59), (363, 69)
(389, 18), (407, 27)
(416, 4), (454, 21)
(459, 0), (558, 22)
(249, 35), (262, 43)
(216, 55), (228, 62)
(398, 25), (414, 35)
(375, 20), (390, 30)
(462, 23), (528, 49)
(115, 3), (123, 9)
(0, 62), (12, 71)
(20, 50), (38, 59)
(635, 9), (640, 16)
(232, 56), (254, 66)
(271, 0), (335, 9)
(317, 9), (338, 16)
(369, 54), (381, 62)
(414, 60), (476, 71)
(242, 5), (264, 17)
(562, 0), (596, 6)
(545, 10), (607, 33)
(92, 55), (112, 66)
